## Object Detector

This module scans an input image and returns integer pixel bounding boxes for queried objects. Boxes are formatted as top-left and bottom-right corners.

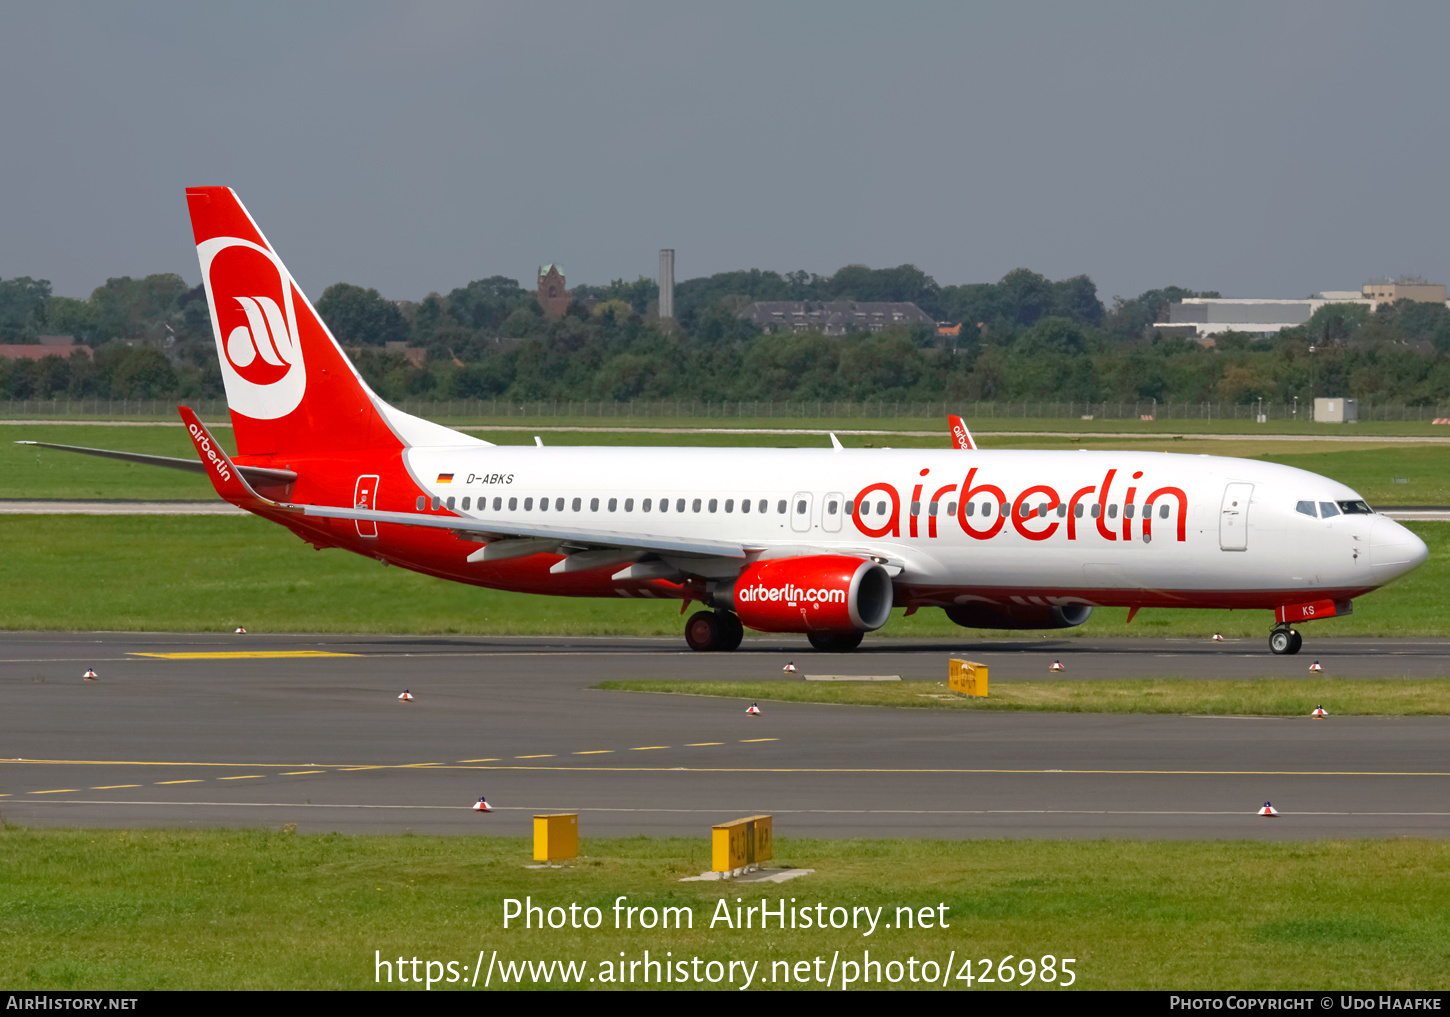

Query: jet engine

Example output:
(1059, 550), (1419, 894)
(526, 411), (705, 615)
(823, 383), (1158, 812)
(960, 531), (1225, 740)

(945, 602), (1093, 630)
(722, 556), (894, 634)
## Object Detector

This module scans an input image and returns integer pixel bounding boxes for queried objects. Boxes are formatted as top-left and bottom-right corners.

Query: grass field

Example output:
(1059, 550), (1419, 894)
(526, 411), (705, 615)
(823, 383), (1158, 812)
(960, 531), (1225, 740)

(1, 828), (1446, 990)
(598, 679), (1450, 715)
(0, 515), (1443, 637)
(5, 421), (1450, 504)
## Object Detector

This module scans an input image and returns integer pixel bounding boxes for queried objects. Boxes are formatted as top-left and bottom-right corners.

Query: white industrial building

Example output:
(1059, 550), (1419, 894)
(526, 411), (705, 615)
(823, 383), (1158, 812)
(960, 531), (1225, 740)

(1155, 280), (1448, 342)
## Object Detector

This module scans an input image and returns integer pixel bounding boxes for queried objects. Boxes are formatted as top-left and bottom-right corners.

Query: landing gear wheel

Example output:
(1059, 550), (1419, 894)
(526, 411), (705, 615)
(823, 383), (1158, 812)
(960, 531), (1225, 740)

(1269, 628), (1302, 655)
(684, 610), (724, 651)
(717, 612), (744, 651)
(807, 630), (864, 652)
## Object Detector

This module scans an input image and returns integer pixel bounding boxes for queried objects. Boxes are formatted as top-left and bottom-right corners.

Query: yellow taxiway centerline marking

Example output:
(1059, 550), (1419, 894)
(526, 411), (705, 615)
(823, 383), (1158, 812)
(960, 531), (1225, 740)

(740, 738), (778, 743)
(457, 759), (499, 763)
(686, 742), (723, 746)
(128, 651), (360, 659)
(515, 754), (554, 759)
(91, 785), (141, 790)
(218, 775), (263, 780)
(5, 759), (320, 769)
(281, 771), (324, 775)
(29, 789), (78, 794)
(573, 750), (612, 755)
(156, 780), (203, 784)
(631, 746), (668, 751)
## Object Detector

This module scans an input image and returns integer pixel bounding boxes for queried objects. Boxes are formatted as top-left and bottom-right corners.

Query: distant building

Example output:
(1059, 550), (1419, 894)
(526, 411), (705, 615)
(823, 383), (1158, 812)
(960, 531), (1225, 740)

(741, 301), (934, 335)
(1362, 278), (1447, 303)
(1157, 277), (1450, 342)
(384, 341), (426, 367)
(537, 264), (569, 319)
(0, 338), (91, 361)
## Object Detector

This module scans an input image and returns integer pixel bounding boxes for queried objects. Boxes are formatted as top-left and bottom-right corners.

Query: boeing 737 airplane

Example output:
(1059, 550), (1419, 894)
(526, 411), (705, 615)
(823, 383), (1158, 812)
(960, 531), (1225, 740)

(21, 188), (1430, 654)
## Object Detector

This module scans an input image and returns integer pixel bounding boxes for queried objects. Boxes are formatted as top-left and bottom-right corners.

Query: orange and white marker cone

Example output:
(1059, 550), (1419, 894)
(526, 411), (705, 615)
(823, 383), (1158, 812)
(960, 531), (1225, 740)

(235, 627), (247, 634)
(782, 661), (797, 674)
(1212, 633), (1225, 642)
(398, 690), (413, 702)
(1312, 705), (1328, 718)
(1257, 801), (1279, 817)
(1049, 660), (1065, 672)
(746, 702), (761, 716)
(1308, 661), (1323, 673)
(473, 796), (492, 813)
(82, 668), (98, 681)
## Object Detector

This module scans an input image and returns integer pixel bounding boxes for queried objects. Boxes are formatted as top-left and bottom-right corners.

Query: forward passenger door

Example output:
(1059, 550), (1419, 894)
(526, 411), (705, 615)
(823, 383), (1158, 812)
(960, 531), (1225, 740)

(1219, 483), (1253, 551)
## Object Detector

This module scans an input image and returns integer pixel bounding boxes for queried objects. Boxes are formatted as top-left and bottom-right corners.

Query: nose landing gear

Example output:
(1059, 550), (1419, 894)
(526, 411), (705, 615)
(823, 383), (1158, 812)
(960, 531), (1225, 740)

(1269, 626), (1302, 655)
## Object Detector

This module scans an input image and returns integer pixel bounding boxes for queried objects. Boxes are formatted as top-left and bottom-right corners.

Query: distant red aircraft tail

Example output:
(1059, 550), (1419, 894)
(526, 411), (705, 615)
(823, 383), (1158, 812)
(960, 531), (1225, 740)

(947, 414), (977, 450)
(185, 187), (482, 459)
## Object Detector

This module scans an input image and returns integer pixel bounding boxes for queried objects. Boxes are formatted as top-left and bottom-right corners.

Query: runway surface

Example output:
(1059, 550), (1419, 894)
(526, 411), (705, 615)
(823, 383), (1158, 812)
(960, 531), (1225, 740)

(2, 632), (1448, 840)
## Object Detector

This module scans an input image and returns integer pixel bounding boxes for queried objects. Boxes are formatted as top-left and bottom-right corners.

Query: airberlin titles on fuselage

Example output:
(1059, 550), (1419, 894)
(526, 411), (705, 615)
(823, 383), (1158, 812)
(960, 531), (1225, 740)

(431, 463), (1187, 546)
(851, 466), (1185, 543)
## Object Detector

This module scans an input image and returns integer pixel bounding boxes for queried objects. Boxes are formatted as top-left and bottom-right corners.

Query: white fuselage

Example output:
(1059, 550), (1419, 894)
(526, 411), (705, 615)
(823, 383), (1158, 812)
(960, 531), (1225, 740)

(402, 445), (1427, 609)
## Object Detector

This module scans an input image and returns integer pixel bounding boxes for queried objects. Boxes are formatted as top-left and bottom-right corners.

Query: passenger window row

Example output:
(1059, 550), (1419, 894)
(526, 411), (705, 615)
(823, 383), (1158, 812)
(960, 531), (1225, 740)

(410, 492), (1177, 522)
(414, 494), (791, 515)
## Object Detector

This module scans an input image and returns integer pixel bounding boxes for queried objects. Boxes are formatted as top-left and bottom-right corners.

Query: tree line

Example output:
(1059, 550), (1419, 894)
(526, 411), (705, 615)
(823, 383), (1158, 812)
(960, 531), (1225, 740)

(3, 266), (1450, 406)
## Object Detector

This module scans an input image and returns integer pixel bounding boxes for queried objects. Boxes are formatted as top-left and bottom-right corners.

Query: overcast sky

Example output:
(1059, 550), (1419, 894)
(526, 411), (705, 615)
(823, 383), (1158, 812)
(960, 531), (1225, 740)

(2, 2), (1448, 305)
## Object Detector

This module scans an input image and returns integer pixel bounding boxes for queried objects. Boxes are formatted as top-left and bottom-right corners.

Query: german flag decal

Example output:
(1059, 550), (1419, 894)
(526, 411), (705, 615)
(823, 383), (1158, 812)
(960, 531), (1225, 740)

(436, 473), (454, 484)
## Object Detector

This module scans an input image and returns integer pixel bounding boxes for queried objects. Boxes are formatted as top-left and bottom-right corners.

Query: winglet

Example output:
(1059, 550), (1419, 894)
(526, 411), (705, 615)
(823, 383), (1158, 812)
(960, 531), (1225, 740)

(947, 414), (977, 450)
(177, 405), (272, 508)
(829, 433), (844, 451)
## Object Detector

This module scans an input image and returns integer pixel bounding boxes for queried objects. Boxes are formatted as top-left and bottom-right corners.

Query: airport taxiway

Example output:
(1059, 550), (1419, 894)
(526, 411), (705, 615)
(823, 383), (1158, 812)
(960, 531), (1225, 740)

(2, 633), (1447, 840)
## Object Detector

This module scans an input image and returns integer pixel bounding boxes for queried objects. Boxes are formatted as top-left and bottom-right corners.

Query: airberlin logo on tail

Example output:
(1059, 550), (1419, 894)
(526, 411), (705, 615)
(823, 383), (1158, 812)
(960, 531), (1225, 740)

(197, 237), (306, 420)
(226, 295), (295, 380)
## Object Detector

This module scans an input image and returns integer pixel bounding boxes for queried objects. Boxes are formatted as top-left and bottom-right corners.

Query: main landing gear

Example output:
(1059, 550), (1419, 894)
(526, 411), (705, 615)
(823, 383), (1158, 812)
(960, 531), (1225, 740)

(807, 631), (864, 652)
(1269, 626), (1303, 656)
(684, 610), (744, 652)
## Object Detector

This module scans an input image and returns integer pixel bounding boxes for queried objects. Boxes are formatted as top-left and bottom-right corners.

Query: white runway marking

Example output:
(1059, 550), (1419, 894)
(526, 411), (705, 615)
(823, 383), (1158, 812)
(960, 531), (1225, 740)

(9, 799), (1450, 817)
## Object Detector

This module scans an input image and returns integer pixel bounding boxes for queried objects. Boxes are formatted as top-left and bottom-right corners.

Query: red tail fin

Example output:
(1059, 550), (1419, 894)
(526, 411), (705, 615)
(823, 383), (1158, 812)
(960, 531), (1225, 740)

(186, 187), (485, 458)
(186, 187), (399, 457)
(947, 414), (977, 450)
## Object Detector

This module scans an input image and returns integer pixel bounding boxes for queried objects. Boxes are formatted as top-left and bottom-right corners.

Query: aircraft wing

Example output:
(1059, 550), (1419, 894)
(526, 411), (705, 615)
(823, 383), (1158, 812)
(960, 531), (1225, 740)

(172, 406), (749, 564)
(294, 503), (748, 559)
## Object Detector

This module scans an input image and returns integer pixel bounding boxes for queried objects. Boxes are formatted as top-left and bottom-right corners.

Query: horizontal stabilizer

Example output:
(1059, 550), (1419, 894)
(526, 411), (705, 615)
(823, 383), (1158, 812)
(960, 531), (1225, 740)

(15, 440), (297, 487)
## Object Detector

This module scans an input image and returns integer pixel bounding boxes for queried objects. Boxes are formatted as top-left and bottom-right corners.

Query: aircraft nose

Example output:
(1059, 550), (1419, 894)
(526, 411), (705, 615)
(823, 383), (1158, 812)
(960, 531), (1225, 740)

(1369, 516), (1428, 584)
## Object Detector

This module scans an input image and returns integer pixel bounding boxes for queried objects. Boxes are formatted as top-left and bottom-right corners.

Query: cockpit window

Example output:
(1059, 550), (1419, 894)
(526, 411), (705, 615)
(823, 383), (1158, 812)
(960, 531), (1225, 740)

(1319, 501), (1340, 518)
(1337, 500), (1373, 515)
(1295, 501), (1317, 517)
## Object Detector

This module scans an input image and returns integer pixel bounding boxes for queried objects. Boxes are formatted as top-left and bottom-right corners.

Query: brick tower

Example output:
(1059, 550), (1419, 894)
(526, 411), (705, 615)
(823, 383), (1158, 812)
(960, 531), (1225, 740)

(537, 264), (569, 319)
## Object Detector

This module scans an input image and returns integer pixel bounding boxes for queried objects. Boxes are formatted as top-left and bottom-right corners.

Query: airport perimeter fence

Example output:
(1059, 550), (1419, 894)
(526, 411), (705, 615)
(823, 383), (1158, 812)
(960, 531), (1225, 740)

(3, 397), (1450, 423)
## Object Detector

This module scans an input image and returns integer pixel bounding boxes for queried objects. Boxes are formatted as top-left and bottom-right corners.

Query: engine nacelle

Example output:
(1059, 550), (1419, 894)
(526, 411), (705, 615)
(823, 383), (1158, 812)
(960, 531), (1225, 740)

(724, 556), (894, 634)
(945, 602), (1093, 630)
